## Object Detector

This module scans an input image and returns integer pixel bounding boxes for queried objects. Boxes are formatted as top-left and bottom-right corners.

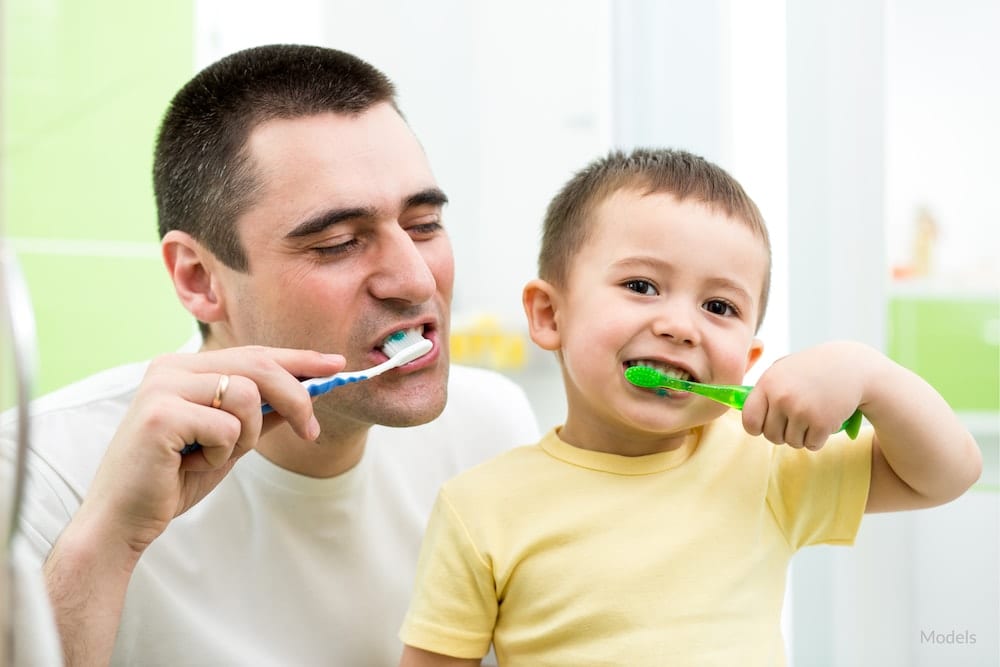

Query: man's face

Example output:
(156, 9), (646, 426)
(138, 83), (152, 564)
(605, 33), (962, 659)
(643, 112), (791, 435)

(214, 103), (454, 430)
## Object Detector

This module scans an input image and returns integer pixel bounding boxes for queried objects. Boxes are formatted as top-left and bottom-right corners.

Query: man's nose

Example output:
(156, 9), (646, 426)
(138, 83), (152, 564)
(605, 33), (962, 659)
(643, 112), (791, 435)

(368, 226), (437, 304)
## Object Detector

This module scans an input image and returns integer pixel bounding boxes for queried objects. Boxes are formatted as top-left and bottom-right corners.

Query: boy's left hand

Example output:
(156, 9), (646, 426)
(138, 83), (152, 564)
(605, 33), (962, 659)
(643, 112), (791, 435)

(740, 341), (875, 450)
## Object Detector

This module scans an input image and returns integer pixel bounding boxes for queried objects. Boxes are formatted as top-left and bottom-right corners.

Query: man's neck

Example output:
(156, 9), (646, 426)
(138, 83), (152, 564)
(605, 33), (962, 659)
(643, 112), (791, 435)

(255, 421), (369, 478)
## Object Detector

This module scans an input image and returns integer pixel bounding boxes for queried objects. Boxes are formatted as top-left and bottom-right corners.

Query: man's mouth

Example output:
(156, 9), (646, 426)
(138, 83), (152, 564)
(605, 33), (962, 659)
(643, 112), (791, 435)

(377, 324), (433, 360)
(381, 326), (424, 348)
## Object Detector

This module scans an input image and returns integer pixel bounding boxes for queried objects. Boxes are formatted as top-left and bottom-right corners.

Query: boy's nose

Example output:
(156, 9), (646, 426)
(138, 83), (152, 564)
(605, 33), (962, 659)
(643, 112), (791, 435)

(653, 306), (700, 345)
(368, 227), (437, 304)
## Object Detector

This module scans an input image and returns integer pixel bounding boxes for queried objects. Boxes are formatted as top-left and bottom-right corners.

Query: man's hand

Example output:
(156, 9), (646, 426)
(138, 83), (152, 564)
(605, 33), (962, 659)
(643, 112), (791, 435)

(45, 345), (344, 666)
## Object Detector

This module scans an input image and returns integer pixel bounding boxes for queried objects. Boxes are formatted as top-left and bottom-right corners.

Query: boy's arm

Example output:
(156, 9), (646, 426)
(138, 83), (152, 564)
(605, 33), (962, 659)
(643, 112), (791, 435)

(400, 645), (482, 667)
(743, 341), (981, 513)
(859, 351), (982, 512)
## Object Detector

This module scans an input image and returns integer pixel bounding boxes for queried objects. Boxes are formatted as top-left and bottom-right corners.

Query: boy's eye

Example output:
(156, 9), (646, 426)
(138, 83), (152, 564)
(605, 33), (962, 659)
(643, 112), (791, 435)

(623, 279), (657, 296)
(703, 299), (737, 316)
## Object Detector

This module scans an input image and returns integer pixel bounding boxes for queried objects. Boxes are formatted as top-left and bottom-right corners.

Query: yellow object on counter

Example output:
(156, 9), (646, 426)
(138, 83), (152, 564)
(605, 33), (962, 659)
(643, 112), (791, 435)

(450, 315), (528, 371)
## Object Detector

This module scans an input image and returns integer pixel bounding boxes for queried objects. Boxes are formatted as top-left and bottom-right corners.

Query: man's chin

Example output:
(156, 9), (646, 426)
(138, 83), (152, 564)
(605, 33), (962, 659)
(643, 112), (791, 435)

(372, 397), (448, 427)
(312, 386), (448, 429)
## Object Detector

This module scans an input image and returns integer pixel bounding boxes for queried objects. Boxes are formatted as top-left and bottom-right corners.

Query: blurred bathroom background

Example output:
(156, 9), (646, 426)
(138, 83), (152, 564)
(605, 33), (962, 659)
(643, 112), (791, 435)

(2, 0), (997, 665)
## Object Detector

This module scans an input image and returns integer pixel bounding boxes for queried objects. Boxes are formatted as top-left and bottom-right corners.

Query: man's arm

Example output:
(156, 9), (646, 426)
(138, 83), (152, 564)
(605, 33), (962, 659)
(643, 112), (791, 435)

(39, 346), (344, 665)
(43, 507), (142, 666)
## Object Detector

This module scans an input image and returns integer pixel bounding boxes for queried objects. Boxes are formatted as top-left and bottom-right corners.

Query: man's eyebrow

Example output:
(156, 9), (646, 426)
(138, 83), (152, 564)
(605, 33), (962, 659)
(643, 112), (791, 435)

(285, 207), (373, 239)
(404, 188), (449, 209)
(283, 188), (448, 240)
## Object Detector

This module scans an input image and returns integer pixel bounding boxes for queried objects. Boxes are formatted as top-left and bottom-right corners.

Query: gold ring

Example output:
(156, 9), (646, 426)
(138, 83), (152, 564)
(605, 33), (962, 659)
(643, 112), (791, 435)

(211, 374), (230, 409)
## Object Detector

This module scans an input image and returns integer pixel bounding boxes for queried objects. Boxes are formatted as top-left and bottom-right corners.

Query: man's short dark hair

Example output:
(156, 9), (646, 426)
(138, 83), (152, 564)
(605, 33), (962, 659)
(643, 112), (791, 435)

(153, 44), (398, 271)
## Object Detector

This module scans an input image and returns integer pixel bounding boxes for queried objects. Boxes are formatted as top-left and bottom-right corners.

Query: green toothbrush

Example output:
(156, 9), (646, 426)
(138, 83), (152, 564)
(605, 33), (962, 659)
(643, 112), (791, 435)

(623, 365), (863, 440)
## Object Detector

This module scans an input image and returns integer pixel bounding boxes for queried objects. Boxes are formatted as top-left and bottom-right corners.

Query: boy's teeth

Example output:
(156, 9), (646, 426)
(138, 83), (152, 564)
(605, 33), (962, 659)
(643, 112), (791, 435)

(627, 360), (691, 381)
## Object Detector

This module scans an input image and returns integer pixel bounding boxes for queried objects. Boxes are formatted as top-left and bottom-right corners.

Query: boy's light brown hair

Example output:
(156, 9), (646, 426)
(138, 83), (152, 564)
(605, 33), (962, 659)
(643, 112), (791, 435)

(538, 147), (773, 329)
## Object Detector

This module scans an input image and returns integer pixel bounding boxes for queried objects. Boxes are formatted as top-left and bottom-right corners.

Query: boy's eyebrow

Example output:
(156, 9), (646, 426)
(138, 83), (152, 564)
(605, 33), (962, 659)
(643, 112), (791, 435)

(284, 187), (449, 240)
(610, 256), (669, 273)
(702, 277), (754, 303)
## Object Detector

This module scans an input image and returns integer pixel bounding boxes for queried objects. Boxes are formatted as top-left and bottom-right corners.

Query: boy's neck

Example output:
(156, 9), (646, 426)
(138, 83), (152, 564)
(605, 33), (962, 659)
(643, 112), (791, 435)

(558, 421), (699, 457)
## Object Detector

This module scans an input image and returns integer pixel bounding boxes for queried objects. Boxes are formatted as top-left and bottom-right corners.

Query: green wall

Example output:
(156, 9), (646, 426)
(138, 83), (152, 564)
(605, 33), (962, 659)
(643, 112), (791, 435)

(888, 294), (1000, 413)
(2, 0), (196, 405)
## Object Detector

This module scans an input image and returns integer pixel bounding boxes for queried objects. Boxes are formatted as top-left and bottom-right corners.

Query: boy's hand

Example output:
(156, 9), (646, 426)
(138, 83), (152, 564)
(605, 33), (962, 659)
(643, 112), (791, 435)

(740, 341), (874, 450)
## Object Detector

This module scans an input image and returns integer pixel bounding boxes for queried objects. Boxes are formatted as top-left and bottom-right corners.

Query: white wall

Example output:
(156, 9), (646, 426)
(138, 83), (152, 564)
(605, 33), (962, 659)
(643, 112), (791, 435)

(885, 0), (1000, 285)
(786, 1), (999, 665)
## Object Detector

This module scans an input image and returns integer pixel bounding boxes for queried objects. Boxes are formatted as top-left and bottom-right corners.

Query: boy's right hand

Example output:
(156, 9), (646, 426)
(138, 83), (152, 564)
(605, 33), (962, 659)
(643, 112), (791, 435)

(740, 341), (871, 450)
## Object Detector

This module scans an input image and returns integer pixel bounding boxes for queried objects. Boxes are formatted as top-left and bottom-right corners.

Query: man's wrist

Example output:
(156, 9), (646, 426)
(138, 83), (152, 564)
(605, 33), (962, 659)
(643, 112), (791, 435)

(47, 505), (145, 580)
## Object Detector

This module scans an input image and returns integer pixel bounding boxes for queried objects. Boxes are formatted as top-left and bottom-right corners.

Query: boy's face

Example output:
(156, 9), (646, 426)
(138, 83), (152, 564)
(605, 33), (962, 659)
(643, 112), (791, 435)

(536, 189), (768, 452)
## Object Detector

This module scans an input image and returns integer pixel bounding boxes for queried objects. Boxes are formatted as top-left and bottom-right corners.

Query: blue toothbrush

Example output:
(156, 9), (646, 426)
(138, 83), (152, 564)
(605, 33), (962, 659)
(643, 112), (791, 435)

(259, 333), (431, 414)
(180, 331), (432, 454)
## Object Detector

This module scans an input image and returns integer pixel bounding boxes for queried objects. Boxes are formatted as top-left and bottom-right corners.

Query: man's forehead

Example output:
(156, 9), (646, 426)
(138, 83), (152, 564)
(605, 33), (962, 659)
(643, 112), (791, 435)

(247, 105), (413, 156)
(244, 106), (436, 207)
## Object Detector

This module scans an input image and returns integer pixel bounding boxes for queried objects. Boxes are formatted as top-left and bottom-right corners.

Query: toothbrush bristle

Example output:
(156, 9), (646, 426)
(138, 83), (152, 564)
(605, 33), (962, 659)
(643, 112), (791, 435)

(624, 365), (665, 388)
(381, 328), (428, 358)
(391, 338), (433, 365)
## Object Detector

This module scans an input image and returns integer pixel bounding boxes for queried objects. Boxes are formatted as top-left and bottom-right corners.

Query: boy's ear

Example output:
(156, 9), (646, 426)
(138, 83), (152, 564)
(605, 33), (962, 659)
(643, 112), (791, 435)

(161, 230), (228, 325)
(745, 337), (765, 372)
(522, 278), (562, 351)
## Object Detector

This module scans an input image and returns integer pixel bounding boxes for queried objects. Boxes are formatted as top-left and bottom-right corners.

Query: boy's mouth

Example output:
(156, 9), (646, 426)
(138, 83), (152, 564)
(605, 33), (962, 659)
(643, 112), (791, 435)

(623, 359), (696, 383)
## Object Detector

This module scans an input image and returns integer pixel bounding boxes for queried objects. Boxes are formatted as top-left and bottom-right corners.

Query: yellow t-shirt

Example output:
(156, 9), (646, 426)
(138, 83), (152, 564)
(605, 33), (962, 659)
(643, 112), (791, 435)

(401, 411), (872, 666)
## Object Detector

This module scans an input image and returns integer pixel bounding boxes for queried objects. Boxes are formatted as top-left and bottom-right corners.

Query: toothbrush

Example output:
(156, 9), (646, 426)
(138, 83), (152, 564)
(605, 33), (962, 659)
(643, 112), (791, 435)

(180, 330), (431, 454)
(623, 365), (863, 439)
(259, 329), (432, 414)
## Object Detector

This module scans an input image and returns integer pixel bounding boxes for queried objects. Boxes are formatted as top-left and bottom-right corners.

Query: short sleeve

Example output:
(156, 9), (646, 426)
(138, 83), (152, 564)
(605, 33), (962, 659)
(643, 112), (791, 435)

(399, 489), (498, 659)
(766, 427), (873, 549)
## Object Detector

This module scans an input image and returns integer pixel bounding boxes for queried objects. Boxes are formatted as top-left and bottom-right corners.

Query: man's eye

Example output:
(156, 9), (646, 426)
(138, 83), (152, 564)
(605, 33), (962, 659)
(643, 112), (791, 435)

(704, 299), (737, 316)
(407, 221), (443, 237)
(313, 239), (359, 256)
(624, 279), (657, 296)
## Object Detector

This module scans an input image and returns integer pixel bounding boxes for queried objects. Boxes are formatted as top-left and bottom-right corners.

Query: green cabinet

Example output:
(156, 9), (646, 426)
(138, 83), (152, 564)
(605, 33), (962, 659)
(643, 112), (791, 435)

(888, 291), (999, 412)
(2, 0), (195, 400)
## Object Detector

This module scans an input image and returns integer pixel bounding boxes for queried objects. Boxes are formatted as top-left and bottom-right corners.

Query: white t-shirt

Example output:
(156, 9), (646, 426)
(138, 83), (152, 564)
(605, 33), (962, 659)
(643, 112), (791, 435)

(1, 358), (540, 666)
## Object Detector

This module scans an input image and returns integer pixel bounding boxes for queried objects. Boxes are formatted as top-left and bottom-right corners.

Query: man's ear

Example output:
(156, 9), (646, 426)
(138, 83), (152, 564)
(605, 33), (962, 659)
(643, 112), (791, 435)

(161, 230), (228, 325)
(745, 337), (765, 373)
(522, 279), (562, 351)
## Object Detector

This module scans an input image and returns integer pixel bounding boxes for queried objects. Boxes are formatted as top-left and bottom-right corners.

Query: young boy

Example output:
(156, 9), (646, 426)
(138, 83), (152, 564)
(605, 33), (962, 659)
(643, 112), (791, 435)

(397, 148), (981, 666)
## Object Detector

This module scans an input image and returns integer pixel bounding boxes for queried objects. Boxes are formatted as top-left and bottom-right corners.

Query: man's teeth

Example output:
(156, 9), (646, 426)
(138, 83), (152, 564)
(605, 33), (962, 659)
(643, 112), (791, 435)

(382, 326), (424, 347)
(625, 360), (691, 381)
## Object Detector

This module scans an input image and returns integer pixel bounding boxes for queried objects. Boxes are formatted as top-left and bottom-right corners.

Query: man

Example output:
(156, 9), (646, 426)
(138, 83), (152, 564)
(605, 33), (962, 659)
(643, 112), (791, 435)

(0, 44), (539, 666)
